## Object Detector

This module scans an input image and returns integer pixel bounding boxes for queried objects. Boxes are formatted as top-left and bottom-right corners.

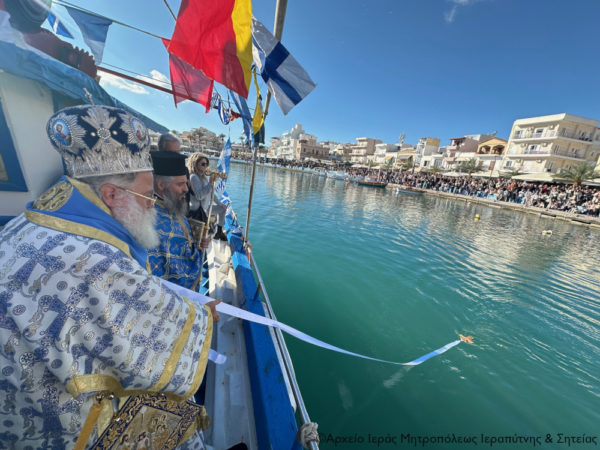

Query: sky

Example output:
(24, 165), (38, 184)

(48, 0), (600, 147)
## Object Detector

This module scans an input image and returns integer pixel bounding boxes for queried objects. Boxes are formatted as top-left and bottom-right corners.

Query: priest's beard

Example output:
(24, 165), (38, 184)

(163, 188), (189, 217)
(112, 192), (160, 249)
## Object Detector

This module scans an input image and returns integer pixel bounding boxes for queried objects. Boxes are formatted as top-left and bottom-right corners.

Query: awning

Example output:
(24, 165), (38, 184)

(471, 170), (502, 178)
(512, 172), (558, 182)
(0, 38), (168, 133)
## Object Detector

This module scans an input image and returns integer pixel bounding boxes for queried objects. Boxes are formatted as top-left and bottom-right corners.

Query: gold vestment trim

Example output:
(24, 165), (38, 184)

(183, 304), (213, 399)
(150, 296), (196, 391)
(24, 209), (132, 258)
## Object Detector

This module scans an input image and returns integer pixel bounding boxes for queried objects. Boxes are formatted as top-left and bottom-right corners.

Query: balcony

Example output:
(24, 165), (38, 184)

(512, 129), (598, 143)
(506, 147), (588, 160)
(512, 130), (557, 140)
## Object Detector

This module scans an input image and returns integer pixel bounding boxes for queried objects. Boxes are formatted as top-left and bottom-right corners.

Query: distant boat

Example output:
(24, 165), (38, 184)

(394, 187), (422, 195)
(357, 179), (388, 188)
(327, 170), (348, 180)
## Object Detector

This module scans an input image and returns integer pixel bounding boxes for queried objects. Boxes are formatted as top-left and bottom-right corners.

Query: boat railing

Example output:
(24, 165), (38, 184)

(247, 251), (320, 450)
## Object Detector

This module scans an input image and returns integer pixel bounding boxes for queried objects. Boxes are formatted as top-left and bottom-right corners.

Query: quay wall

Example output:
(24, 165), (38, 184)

(388, 183), (600, 229)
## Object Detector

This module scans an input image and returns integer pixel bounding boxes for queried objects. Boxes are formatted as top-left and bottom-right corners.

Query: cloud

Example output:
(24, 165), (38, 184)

(444, 0), (483, 23)
(99, 72), (149, 95)
(149, 69), (170, 84)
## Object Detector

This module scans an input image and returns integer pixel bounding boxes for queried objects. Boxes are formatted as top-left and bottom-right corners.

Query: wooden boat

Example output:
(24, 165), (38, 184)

(0, 7), (316, 450)
(357, 179), (388, 188)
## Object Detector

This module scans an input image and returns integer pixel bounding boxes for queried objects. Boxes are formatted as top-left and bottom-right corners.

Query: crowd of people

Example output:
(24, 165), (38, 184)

(368, 170), (600, 217)
(233, 156), (600, 217)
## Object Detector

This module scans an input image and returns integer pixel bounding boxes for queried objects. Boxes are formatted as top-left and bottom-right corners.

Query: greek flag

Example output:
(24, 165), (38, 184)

(251, 17), (316, 115)
(65, 6), (112, 64)
(216, 139), (241, 230)
(229, 90), (253, 148)
(47, 12), (74, 39)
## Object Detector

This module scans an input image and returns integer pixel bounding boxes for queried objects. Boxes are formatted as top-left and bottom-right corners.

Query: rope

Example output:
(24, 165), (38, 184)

(298, 422), (319, 449)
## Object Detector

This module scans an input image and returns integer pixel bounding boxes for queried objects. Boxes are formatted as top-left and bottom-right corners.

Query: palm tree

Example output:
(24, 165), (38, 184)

(502, 168), (522, 179)
(457, 158), (481, 175)
(554, 163), (600, 187)
(367, 160), (376, 169)
(401, 160), (415, 171)
(383, 158), (394, 171)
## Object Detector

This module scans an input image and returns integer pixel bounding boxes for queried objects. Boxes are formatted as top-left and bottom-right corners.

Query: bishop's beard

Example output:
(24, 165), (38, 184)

(112, 192), (160, 250)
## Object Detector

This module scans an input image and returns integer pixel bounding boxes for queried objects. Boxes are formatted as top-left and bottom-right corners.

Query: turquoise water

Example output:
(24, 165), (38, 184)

(225, 163), (600, 449)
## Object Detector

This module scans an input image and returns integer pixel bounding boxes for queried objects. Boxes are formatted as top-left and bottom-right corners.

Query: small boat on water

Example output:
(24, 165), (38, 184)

(357, 179), (388, 188)
(327, 170), (348, 180)
(0, 5), (316, 449)
(394, 187), (423, 195)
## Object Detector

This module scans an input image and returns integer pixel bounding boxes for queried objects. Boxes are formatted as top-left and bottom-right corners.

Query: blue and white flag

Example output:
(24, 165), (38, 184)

(65, 6), (112, 64)
(217, 93), (232, 125)
(216, 139), (241, 231)
(215, 139), (232, 207)
(251, 17), (316, 115)
(47, 12), (74, 39)
(229, 89), (253, 148)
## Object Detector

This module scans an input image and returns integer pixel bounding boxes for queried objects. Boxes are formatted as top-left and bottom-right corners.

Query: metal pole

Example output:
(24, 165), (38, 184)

(263, 0), (288, 118)
(244, 145), (258, 244)
(248, 252), (319, 450)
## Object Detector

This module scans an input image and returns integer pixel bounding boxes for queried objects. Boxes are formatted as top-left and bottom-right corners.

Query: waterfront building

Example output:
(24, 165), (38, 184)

(330, 143), (353, 162)
(293, 135), (329, 161)
(394, 144), (416, 168)
(350, 137), (382, 164)
(268, 137), (282, 158)
(374, 143), (401, 165)
(415, 137), (441, 167)
(501, 113), (600, 175)
(475, 137), (507, 171)
(443, 135), (492, 170)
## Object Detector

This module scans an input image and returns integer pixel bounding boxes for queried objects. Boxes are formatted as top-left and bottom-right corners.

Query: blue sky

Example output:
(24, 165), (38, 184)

(51, 0), (600, 147)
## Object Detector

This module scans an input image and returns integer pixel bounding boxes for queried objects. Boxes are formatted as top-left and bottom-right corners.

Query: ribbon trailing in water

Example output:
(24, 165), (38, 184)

(161, 279), (472, 366)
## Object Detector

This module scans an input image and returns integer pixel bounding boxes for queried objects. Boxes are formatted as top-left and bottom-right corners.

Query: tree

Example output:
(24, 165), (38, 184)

(401, 159), (415, 171)
(383, 158), (394, 171)
(554, 163), (600, 187)
(367, 160), (376, 169)
(456, 158), (481, 175)
(502, 168), (522, 179)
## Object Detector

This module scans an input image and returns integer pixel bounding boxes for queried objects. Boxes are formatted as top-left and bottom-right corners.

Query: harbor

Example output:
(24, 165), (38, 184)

(1, 0), (600, 449)
(225, 162), (600, 449)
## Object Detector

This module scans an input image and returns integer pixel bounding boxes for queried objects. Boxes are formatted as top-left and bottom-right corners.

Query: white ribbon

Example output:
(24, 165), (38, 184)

(161, 279), (465, 366)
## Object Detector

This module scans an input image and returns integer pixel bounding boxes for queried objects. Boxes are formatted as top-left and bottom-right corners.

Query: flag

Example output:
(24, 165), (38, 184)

(65, 6), (112, 64)
(252, 69), (265, 145)
(229, 89), (253, 148)
(251, 17), (316, 115)
(168, 0), (252, 98)
(47, 12), (73, 39)
(214, 92), (232, 125)
(215, 139), (241, 230)
(162, 39), (213, 112)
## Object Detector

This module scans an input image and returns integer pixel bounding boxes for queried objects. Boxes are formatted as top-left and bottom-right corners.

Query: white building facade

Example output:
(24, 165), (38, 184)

(501, 113), (600, 174)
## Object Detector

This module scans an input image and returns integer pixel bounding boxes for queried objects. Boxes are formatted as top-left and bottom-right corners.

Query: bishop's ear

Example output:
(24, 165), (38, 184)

(99, 183), (120, 209)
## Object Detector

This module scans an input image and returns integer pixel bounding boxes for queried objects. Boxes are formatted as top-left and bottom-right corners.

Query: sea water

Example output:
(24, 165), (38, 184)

(225, 163), (600, 449)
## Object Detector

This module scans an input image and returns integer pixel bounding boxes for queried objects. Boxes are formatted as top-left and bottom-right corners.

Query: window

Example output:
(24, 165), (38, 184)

(0, 96), (28, 191)
(514, 130), (523, 138)
(504, 160), (514, 168)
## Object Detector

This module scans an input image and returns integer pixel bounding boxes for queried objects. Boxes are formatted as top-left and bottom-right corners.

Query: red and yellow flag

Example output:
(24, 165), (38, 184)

(167, 0), (252, 99)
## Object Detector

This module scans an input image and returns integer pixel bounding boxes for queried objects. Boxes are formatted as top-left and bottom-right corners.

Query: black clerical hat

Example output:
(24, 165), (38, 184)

(150, 151), (188, 176)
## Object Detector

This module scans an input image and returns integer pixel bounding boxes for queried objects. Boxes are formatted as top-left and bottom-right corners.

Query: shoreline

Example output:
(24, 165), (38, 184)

(227, 159), (600, 228)
(388, 183), (600, 228)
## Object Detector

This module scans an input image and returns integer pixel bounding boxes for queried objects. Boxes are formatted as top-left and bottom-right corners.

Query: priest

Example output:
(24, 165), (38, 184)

(0, 105), (217, 449)
(148, 151), (209, 291)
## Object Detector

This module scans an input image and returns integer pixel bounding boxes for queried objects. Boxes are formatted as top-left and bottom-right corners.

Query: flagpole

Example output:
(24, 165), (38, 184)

(263, 0), (288, 118)
(244, 143), (258, 245)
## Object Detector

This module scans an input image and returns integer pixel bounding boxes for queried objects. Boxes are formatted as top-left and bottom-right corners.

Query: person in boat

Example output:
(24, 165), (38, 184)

(0, 104), (219, 449)
(186, 152), (228, 240)
(147, 151), (210, 290)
